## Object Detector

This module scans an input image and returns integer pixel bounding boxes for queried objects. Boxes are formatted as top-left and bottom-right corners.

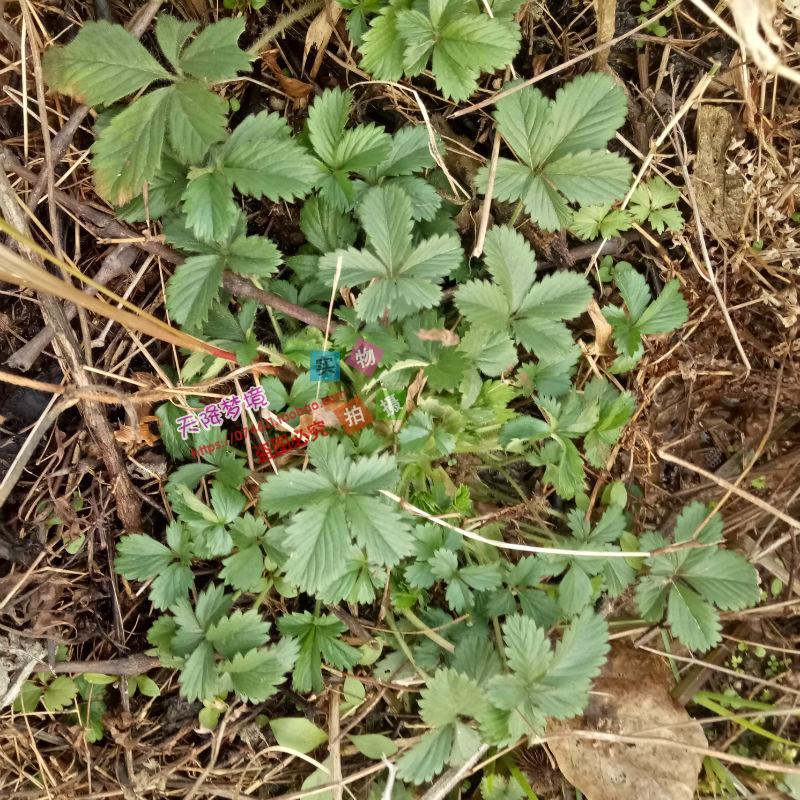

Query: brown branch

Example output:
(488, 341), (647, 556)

(3, 152), (334, 331)
(40, 654), (160, 676)
(0, 161), (142, 531)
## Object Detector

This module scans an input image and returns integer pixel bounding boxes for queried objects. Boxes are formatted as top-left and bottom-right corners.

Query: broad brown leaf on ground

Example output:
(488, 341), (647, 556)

(548, 643), (707, 800)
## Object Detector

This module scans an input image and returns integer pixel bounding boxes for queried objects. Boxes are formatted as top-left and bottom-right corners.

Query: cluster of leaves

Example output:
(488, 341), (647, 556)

(570, 176), (685, 240)
(500, 378), (636, 499)
(636, 503), (760, 652)
(357, 0), (523, 100)
(41, 12), (764, 793)
(14, 667), (159, 742)
(476, 73), (633, 231)
(602, 260), (689, 371)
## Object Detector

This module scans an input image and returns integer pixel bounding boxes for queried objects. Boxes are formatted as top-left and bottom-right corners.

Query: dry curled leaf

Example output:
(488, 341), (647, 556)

(416, 328), (460, 346)
(548, 644), (707, 800)
(303, 2), (343, 80)
(587, 298), (613, 356)
(262, 50), (313, 104)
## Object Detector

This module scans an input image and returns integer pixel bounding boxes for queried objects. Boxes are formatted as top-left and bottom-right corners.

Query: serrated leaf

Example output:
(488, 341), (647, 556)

(178, 17), (252, 82)
(396, 726), (453, 784)
(115, 533), (174, 580)
(150, 562), (195, 611)
(181, 170), (239, 242)
(637, 279), (689, 334)
(477, 74), (631, 230)
(319, 185), (460, 322)
(180, 640), (218, 701)
(667, 582), (721, 651)
(396, 0), (520, 101)
(165, 253), (224, 330)
(42, 676), (78, 712)
(219, 111), (318, 202)
(545, 72), (629, 161)
(91, 87), (170, 204)
(43, 21), (170, 106)
(168, 81), (228, 164)
(375, 125), (435, 178)
(117, 151), (188, 222)
(220, 639), (298, 702)
(155, 15), (197, 70)
(226, 234), (282, 278)
(359, 0), (407, 80)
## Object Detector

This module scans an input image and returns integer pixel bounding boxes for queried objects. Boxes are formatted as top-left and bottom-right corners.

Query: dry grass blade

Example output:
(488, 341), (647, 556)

(0, 237), (236, 363)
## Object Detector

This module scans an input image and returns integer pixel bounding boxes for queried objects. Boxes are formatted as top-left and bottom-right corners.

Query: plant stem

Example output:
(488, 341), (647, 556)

(399, 607), (455, 653)
(384, 610), (431, 682)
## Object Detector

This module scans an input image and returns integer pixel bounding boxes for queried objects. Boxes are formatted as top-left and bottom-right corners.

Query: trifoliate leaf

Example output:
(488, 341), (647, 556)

(277, 611), (361, 693)
(570, 204), (634, 240)
(629, 177), (684, 233)
(394, 0), (520, 101)
(636, 503), (760, 652)
(455, 225), (590, 360)
(485, 610), (608, 742)
(476, 73), (631, 230)
(397, 668), (490, 784)
(603, 264), (688, 371)
(43, 21), (170, 106)
(319, 185), (461, 322)
(178, 17), (252, 82)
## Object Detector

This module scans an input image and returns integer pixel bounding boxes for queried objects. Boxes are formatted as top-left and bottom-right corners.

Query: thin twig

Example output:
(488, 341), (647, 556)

(380, 490), (652, 558)
(657, 448), (800, 532)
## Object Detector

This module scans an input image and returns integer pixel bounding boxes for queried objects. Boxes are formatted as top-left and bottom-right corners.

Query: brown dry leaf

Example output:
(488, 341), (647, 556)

(304, 2), (343, 80)
(548, 644), (707, 800)
(693, 106), (747, 241)
(116, 418), (159, 448)
(262, 51), (314, 104)
(587, 299), (613, 356)
(416, 328), (460, 346)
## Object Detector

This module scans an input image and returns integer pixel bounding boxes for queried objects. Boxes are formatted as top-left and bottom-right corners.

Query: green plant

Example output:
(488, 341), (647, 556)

(570, 177), (685, 240)
(359, 0), (522, 100)
(602, 261), (689, 372)
(44, 17), (253, 205)
(636, 503), (760, 651)
(499, 378), (635, 499)
(476, 73), (633, 231)
(40, 11), (765, 793)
